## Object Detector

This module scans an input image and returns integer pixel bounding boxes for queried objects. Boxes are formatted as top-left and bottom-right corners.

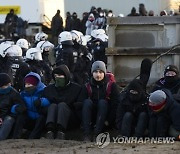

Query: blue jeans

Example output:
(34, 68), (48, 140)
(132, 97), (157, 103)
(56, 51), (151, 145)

(82, 99), (108, 135)
(0, 116), (15, 140)
(121, 112), (148, 137)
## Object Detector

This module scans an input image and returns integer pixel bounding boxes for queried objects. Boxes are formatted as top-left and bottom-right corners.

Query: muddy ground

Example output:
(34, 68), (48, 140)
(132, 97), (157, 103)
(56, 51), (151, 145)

(0, 139), (179, 154)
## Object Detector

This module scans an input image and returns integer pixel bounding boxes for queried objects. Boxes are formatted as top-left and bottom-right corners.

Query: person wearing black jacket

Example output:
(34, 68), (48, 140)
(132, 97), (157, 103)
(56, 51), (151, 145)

(78, 61), (119, 141)
(51, 10), (63, 45)
(43, 65), (81, 139)
(0, 73), (26, 140)
(71, 12), (81, 31)
(26, 48), (52, 86)
(91, 37), (108, 65)
(116, 58), (152, 137)
(151, 65), (180, 102)
(116, 79), (148, 137)
(56, 31), (78, 76)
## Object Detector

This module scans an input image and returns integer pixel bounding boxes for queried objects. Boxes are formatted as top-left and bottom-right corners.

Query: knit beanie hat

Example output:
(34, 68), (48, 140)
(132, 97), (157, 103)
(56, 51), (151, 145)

(24, 75), (39, 86)
(91, 61), (106, 74)
(149, 90), (167, 112)
(0, 73), (11, 87)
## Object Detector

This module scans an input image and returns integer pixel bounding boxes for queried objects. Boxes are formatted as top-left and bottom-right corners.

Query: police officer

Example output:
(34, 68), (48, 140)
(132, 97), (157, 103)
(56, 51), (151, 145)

(56, 31), (78, 80)
(5, 44), (30, 91)
(71, 30), (92, 84)
(25, 48), (52, 85)
(0, 43), (14, 82)
(16, 38), (29, 60)
(36, 40), (55, 67)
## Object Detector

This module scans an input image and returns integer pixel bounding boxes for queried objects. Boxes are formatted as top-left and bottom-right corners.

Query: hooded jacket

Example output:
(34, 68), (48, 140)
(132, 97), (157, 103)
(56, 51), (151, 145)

(116, 79), (148, 129)
(12, 72), (50, 120)
(43, 65), (81, 108)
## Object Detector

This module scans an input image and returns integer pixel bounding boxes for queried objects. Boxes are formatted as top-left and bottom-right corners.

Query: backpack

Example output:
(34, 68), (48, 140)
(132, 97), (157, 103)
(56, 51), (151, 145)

(85, 72), (116, 100)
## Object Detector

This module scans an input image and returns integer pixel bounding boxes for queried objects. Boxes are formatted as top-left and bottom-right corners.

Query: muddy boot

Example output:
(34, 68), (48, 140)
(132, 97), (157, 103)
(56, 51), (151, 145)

(56, 131), (65, 140)
(45, 131), (54, 139)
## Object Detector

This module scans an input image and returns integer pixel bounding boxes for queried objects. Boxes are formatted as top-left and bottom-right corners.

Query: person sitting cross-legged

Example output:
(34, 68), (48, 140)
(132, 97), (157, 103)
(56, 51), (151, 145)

(43, 65), (82, 139)
(78, 61), (119, 141)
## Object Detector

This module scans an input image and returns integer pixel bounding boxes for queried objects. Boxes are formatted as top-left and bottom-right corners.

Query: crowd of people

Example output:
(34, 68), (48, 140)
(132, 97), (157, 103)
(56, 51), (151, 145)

(1, 4), (179, 43)
(0, 4), (180, 142)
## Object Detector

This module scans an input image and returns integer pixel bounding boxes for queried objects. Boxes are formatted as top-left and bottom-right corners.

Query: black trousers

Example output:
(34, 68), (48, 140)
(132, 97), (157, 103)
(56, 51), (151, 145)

(13, 114), (46, 139)
(46, 103), (79, 132)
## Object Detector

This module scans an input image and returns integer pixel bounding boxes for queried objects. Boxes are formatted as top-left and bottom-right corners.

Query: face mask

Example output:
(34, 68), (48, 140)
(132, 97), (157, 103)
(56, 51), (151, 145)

(25, 86), (36, 94)
(165, 76), (178, 83)
(0, 86), (12, 94)
(55, 77), (66, 87)
(128, 91), (142, 102)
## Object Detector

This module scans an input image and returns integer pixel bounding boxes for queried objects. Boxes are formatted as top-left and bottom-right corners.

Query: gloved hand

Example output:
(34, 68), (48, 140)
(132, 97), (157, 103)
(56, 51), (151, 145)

(15, 105), (26, 113)
(34, 98), (41, 108)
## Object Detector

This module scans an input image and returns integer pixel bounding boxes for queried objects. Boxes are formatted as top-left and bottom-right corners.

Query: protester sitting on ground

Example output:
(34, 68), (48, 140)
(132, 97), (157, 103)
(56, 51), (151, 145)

(116, 58), (152, 138)
(116, 79), (148, 138)
(78, 61), (119, 141)
(0, 73), (26, 140)
(12, 72), (50, 139)
(151, 65), (180, 102)
(148, 89), (180, 140)
(43, 65), (81, 139)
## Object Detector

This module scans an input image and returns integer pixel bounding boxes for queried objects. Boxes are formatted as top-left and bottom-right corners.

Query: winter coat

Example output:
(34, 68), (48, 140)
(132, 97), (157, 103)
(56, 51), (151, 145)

(92, 41), (108, 64)
(116, 79), (148, 129)
(78, 77), (119, 126)
(153, 89), (180, 131)
(78, 77), (119, 103)
(0, 86), (25, 119)
(11, 56), (31, 91)
(18, 72), (50, 120)
(56, 45), (78, 73)
(94, 17), (106, 29)
(71, 17), (81, 31)
(51, 14), (63, 37)
(72, 44), (91, 84)
(26, 60), (52, 85)
(0, 56), (13, 82)
(85, 20), (95, 35)
(152, 77), (180, 94)
(43, 65), (81, 108)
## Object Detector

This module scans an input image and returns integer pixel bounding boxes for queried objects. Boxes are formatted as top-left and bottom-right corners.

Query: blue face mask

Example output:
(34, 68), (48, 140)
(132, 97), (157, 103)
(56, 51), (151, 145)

(0, 86), (12, 94)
